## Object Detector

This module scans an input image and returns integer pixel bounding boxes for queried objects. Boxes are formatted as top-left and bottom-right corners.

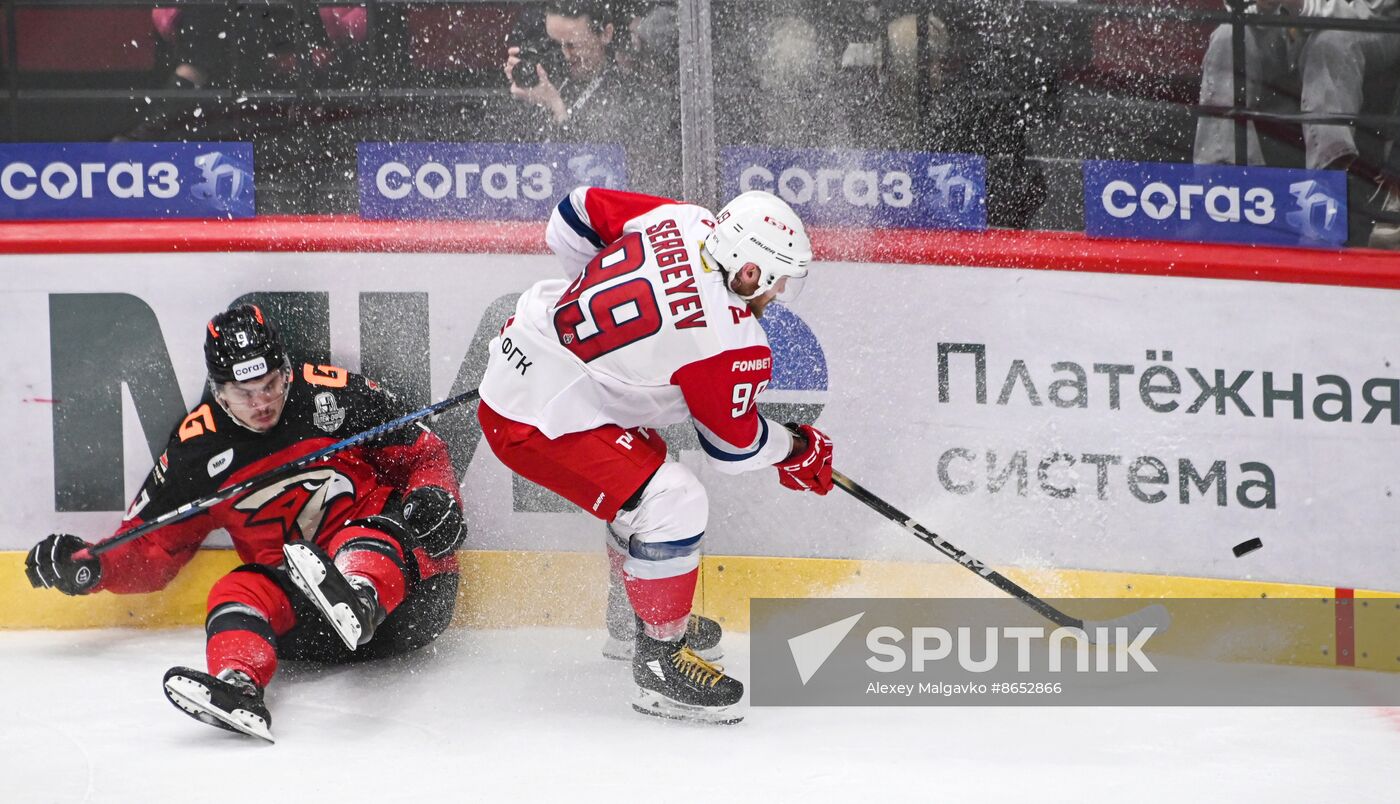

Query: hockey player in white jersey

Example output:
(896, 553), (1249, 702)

(477, 186), (834, 724)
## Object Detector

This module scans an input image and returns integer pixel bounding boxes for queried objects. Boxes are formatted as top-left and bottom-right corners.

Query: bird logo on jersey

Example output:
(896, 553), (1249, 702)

(233, 468), (355, 542)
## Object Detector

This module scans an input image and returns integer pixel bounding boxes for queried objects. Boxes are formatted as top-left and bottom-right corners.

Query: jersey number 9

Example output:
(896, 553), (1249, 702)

(553, 232), (663, 362)
(731, 380), (768, 418)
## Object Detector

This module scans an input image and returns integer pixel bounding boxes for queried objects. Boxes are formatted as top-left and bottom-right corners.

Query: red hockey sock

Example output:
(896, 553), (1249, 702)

(205, 568), (293, 687)
(207, 630), (277, 688)
(623, 567), (697, 639)
(334, 548), (406, 613)
(327, 527), (408, 613)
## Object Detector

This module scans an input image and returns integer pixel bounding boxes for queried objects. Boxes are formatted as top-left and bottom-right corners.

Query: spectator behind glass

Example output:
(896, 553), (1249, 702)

(1194, 0), (1400, 246)
(618, 3), (678, 79)
(504, 0), (680, 197)
(118, 5), (367, 141)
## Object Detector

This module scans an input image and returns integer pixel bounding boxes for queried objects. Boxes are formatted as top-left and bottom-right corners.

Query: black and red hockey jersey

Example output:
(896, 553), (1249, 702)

(95, 364), (460, 593)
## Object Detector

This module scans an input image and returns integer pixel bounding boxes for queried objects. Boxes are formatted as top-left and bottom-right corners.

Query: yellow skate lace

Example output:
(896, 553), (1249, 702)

(669, 645), (725, 687)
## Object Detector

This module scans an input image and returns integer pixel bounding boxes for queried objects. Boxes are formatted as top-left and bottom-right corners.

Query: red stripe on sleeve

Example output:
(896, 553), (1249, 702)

(582, 188), (678, 244)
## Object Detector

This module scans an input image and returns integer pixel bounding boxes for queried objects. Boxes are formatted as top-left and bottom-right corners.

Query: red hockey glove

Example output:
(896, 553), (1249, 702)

(776, 424), (834, 495)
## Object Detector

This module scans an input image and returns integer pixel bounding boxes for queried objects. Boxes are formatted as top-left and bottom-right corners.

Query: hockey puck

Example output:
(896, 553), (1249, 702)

(1232, 537), (1263, 557)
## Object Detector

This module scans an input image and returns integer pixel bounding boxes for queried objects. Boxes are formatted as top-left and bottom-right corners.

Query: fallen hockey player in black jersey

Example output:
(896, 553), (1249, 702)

(25, 304), (467, 741)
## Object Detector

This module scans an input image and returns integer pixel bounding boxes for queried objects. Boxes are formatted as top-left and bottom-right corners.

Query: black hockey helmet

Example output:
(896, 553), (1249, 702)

(204, 304), (288, 383)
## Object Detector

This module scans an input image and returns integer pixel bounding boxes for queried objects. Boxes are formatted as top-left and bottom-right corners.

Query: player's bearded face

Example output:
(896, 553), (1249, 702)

(215, 368), (291, 432)
(749, 277), (787, 317)
(733, 263), (789, 318)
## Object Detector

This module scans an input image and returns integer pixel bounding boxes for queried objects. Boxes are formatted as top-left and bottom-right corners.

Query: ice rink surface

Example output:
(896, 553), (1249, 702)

(3, 627), (1397, 803)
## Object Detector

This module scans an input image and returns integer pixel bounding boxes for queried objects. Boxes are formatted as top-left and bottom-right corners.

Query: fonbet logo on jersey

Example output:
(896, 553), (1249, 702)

(234, 468), (355, 541)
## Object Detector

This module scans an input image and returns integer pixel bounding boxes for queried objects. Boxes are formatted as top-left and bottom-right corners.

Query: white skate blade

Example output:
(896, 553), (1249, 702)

(605, 636), (723, 663)
(631, 687), (744, 725)
(283, 543), (362, 651)
(163, 676), (275, 743)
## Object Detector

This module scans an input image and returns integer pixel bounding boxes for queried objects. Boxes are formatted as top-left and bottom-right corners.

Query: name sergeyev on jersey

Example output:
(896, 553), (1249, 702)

(645, 217), (706, 330)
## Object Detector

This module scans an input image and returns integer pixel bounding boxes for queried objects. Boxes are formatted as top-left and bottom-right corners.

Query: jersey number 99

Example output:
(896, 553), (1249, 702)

(553, 232), (663, 362)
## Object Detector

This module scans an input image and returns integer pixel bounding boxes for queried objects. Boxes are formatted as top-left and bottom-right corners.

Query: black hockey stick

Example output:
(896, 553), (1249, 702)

(832, 469), (1170, 641)
(79, 388), (481, 559)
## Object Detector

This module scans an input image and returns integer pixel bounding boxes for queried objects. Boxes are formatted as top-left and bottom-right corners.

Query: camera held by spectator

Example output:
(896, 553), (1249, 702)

(505, 29), (567, 90)
(503, 1), (617, 125)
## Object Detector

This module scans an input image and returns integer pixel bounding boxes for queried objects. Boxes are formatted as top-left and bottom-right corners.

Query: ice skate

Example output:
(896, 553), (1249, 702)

(631, 632), (744, 725)
(283, 541), (384, 650)
(162, 667), (274, 743)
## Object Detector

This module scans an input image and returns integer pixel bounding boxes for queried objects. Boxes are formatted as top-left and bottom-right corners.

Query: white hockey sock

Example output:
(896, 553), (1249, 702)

(643, 615), (688, 642)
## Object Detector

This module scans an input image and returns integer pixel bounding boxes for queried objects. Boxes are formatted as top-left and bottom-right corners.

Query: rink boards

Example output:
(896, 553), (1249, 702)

(3, 548), (1399, 673)
(1, 220), (1399, 657)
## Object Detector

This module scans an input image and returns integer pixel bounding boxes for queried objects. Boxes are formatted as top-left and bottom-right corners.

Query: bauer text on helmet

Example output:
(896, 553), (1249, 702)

(704, 191), (813, 302)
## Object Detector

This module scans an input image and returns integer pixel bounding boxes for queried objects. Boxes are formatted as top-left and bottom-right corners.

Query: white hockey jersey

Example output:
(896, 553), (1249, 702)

(479, 186), (795, 473)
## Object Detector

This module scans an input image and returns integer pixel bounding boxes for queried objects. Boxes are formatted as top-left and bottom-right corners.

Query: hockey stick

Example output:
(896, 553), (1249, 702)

(831, 469), (1170, 642)
(78, 388), (481, 559)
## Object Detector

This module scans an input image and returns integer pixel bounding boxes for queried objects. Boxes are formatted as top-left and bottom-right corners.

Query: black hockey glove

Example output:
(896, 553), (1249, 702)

(402, 486), (466, 558)
(25, 533), (101, 595)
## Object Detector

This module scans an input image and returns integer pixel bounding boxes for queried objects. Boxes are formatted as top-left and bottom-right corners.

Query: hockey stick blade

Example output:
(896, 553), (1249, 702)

(831, 469), (1171, 637)
(79, 388), (480, 559)
(1078, 603), (1172, 645)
